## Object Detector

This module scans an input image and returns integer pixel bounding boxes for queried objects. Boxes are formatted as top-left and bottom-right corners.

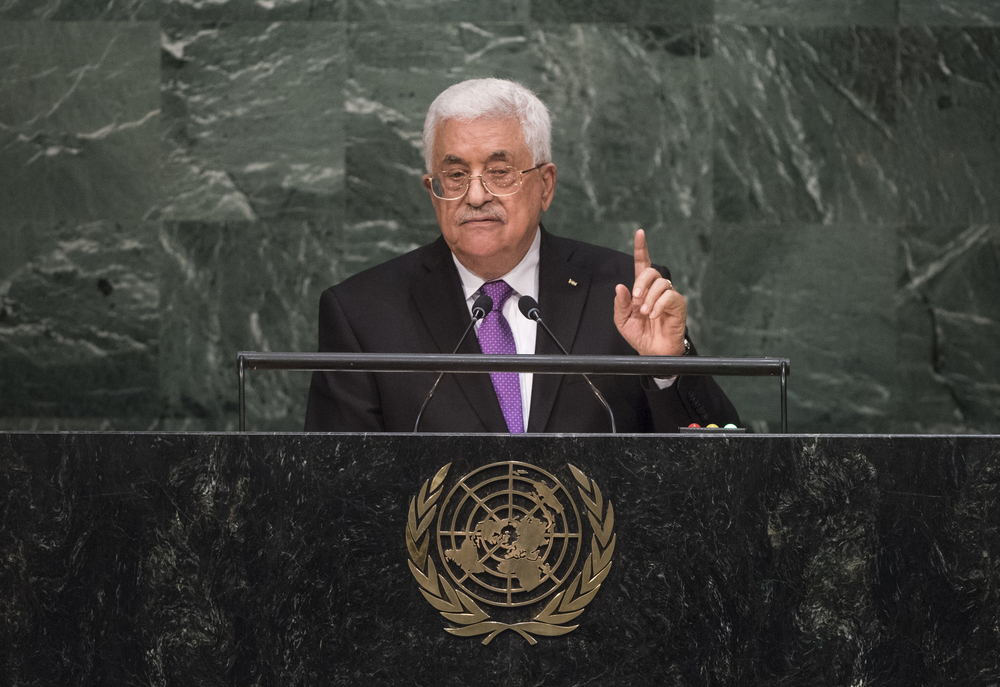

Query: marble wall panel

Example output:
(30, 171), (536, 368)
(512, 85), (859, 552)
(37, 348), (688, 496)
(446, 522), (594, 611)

(713, 26), (901, 226)
(349, 0), (527, 22)
(0, 0), (158, 20)
(536, 25), (714, 254)
(158, 21), (345, 223)
(716, 0), (897, 26)
(715, 0), (896, 26)
(0, 0), (344, 20)
(158, 219), (336, 431)
(161, 0), (344, 21)
(901, 0), (1000, 26)
(530, 0), (712, 24)
(0, 220), (161, 427)
(0, 22), (162, 224)
(896, 224), (1000, 432)
(897, 27), (1000, 225)
(701, 222), (898, 433)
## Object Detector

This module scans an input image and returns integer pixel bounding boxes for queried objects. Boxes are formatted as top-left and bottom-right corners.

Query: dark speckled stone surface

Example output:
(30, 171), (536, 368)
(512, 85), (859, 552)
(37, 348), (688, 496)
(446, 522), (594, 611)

(2, 433), (998, 685)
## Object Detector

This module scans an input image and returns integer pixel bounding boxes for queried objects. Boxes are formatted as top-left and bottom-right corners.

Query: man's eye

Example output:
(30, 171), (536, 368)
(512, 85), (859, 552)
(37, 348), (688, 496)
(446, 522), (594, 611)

(445, 171), (468, 181)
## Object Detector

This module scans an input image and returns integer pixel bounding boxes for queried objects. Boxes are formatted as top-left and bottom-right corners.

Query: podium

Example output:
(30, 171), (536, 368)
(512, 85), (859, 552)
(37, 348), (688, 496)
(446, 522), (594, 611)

(2, 432), (997, 685)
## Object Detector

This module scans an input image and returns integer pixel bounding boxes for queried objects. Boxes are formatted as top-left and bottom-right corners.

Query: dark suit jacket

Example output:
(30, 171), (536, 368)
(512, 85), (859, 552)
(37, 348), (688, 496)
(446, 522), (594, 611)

(304, 229), (739, 433)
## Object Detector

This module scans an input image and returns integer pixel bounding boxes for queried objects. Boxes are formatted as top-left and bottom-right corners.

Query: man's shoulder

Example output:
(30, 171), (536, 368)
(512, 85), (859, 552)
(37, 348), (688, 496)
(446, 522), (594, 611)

(548, 232), (629, 258)
(329, 236), (450, 296)
(543, 230), (635, 275)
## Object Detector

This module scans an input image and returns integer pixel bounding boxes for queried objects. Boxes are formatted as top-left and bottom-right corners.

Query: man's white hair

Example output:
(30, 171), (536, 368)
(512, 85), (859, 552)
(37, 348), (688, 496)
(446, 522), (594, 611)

(422, 78), (552, 173)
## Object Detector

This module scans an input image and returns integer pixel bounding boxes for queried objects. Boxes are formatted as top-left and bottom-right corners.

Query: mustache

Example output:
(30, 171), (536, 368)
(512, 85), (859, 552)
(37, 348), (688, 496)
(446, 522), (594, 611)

(456, 206), (506, 224)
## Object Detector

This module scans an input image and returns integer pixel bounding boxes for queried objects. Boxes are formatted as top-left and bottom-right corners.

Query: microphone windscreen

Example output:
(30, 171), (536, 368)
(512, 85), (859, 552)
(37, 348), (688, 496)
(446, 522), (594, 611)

(472, 293), (493, 320)
(517, 295), (541, 321)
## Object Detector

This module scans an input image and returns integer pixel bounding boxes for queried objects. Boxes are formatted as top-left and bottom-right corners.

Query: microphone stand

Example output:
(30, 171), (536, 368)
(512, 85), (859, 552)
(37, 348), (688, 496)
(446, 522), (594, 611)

(413, 294), (493, 432)
(518, 296), (617, 434)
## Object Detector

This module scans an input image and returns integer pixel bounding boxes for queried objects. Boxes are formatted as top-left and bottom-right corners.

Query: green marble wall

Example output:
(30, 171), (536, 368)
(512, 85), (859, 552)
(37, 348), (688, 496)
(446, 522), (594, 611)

(1, 1), (998, 432)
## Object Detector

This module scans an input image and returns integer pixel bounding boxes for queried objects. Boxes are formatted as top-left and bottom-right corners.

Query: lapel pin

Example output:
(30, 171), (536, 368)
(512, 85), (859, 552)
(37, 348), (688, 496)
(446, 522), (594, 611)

(568, 279), (577, 287)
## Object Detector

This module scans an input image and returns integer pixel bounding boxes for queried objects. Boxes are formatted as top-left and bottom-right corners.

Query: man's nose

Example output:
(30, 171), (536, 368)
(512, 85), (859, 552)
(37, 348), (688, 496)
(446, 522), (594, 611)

(464, 175), (493, 206)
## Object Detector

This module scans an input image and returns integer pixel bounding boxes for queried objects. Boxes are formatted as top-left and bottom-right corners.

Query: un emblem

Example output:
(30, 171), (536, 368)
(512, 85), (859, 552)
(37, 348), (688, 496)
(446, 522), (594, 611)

(406, 461), (616, 644)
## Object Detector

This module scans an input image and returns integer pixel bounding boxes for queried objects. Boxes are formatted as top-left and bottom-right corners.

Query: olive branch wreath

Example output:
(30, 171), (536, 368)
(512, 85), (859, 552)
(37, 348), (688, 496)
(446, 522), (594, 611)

(405, 462), (616, 645)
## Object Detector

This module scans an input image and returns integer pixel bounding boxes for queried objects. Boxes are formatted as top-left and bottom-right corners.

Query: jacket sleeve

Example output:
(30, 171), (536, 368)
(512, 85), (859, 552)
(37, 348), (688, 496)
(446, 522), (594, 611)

(640, 336), (742, 433)
(304, 288), (385, 432)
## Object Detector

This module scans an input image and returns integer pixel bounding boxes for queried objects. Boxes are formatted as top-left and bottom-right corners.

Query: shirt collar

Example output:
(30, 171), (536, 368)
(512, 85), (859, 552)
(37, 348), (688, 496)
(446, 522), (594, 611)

(452, 227), (541, 303)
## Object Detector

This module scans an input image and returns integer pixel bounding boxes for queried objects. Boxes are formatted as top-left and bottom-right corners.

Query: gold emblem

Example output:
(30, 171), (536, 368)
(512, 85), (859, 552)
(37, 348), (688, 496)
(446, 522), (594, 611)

(406, 461), (616, 644)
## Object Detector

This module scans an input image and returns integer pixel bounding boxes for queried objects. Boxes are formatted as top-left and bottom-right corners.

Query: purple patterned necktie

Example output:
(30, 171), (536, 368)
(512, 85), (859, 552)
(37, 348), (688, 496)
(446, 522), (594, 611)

(478, 280), (524, 434)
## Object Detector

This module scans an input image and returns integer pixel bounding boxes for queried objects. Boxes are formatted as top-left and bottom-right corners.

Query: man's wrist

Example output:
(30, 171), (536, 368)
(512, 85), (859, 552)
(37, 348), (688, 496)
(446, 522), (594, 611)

(654, 338), (691, 380)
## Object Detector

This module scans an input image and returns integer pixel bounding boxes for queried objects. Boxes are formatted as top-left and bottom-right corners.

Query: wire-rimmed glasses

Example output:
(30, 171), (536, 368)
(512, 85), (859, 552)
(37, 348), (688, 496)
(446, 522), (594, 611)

(428, 164), (544, 200)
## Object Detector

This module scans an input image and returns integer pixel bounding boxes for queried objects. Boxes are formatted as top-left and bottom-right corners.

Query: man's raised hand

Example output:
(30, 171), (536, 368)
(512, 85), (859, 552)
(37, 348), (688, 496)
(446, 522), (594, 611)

(613, 229), (688, 357)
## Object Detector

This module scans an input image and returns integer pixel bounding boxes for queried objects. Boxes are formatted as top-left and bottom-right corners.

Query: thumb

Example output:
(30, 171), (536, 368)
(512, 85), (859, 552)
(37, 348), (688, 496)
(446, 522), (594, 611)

(614, 283), (631, 327)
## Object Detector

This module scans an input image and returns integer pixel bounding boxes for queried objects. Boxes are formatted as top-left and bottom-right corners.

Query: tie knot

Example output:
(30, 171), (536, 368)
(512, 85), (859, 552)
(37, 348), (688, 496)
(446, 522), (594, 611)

(481, 280), (514, 310)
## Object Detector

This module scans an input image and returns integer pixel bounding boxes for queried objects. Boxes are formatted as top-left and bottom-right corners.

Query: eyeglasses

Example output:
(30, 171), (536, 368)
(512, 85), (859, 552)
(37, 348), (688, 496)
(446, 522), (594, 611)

(429, 164), (544, 200)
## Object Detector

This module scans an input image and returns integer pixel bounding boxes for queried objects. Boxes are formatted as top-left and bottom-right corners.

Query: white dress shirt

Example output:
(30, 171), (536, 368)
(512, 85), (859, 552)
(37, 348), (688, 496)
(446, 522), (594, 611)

(452, 228), (540, 425)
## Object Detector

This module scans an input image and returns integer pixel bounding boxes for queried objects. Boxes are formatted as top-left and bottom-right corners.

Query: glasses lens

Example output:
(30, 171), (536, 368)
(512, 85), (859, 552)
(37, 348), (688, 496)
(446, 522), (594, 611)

(482, 166), (518, 194)
(431, 175), (448, 199)
(434, 171), (468, 199)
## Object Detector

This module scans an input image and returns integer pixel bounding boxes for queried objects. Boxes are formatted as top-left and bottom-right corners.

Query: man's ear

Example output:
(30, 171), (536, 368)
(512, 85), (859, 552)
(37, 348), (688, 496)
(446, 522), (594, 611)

(539, 163), (557, 212)
(422, 175), (432, 192)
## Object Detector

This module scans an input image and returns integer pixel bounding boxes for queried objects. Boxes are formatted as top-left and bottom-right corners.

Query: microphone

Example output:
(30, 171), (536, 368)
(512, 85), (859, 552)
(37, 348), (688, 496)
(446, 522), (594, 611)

(413, 293), (493, 432)
(517, 296), (616, 433)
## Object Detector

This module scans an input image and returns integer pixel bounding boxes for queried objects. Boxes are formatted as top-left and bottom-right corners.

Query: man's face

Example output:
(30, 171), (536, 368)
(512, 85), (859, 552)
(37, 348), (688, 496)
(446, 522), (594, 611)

(423, 117), (556, 280)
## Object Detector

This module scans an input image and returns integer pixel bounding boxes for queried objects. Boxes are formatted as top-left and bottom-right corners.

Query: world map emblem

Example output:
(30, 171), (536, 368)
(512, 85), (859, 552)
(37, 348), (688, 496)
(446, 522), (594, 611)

(406, 461), (616, 644)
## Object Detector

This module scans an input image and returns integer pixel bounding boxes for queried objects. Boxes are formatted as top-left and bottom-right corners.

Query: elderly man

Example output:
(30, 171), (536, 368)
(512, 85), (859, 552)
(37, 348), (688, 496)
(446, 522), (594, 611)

(305, 78), (738, 433)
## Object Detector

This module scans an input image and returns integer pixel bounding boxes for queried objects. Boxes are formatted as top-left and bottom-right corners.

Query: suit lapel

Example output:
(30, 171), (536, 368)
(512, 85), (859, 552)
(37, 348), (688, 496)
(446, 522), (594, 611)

(410, 238), (508, 432)
(527, 230), (591, 432)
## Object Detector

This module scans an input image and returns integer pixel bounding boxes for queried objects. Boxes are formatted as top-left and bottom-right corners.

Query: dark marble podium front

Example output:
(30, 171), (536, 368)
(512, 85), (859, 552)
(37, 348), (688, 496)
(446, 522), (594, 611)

(2, 433), (998, 686)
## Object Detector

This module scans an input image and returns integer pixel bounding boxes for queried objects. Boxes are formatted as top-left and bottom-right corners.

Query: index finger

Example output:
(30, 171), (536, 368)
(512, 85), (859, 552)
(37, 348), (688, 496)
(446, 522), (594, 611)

(634, 229), (651, 280)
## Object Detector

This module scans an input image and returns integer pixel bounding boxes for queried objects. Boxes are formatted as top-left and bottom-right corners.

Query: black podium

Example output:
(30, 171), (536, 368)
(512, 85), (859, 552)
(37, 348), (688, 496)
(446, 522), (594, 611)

(2, 432), (998, 686)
